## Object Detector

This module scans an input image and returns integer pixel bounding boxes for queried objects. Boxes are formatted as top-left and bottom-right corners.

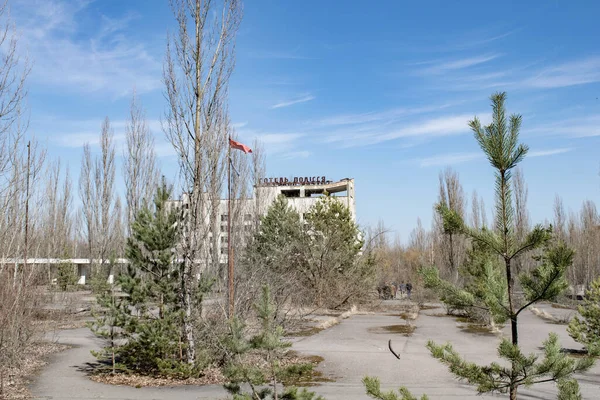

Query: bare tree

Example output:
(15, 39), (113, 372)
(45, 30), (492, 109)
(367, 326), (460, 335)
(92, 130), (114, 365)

(78, 118), (116, 277)
(123, 92), (158, 235)
(162, 0), (242, 364)
(0, 1), (28, 186)
(471, 190), (481, 229)
(553, 195), (567, 242)
(41, 160), (73, 280)
(513, 167), (530, 241)
(434, 168), (466, 278)
(79, 144), (97, 262)
(96, 118), (116, 276)
(0, 3), (46, 388)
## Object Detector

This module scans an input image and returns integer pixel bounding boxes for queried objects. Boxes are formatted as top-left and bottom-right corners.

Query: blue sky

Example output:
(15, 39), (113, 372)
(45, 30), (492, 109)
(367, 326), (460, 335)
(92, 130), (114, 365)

(13, 0), (600, 241)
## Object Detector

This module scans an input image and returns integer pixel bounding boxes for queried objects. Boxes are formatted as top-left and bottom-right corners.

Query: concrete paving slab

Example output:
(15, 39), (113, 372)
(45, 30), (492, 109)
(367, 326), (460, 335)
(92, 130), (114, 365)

(30, 305), (600, 400)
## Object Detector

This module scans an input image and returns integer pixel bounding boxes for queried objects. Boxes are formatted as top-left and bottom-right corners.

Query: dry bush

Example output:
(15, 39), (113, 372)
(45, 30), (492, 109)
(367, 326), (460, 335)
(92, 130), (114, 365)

(0, 267), (40, 396)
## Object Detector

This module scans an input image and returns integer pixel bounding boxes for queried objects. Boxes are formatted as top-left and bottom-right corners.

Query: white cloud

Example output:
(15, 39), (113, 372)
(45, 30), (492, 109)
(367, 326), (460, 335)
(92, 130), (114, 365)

(280, 150), (311, 159)
(528, 148), (573, 157)
(54, 131), (126, 148)
(232, 122), (248, 129)
(314, 104), (454, 127)
(525, 115), (600, 138)
(326, 113), (488, 147)
(46, 117), (162, 149)
(525, 57), (600, 89)
(13, 0), (162, 97)
(236, 129), (307, 156)
(420, 54), (500, 75)
(418, 152), (482, 167)
(271, 94), (315, 109)
(417, 147), (573, 168)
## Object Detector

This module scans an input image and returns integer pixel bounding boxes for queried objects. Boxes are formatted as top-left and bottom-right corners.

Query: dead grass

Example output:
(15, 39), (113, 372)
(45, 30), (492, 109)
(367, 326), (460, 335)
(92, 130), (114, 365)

(91, 352), (330, 388)
(90, 367), (226, 387)
(530, 306), (572, 325)
(368, 324), (416, 336)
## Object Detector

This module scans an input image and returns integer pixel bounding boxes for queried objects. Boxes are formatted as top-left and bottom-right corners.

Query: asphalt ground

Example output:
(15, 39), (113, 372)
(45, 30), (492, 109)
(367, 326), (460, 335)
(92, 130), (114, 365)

(31, 303), (600, 399)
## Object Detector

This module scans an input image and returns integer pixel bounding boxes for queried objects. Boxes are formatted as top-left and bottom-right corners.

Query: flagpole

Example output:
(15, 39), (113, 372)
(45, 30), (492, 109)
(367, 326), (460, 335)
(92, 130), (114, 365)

(227, 137), (234, 319)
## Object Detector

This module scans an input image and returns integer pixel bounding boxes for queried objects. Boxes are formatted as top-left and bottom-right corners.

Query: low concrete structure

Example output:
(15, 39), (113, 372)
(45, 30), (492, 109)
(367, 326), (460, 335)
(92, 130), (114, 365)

(0, 258), (128, 285)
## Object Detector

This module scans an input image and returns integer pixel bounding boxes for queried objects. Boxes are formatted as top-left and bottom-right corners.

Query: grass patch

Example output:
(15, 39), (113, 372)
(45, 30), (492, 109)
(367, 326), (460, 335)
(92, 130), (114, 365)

(286, 327), (324, 337)
(428, 312), (450, 318)
(458, 324), (497, 336)
(418, 304), (440, 310)
(281, 353), (334, 387)
(368, 324), (415, 336)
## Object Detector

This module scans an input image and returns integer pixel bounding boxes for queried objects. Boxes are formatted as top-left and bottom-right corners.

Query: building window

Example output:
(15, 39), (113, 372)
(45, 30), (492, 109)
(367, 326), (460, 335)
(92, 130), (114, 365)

(221, 235), (228, 243)
(221, 214), (228, 222)
(221, 225), (226, 232)
(244, 213), (252, 221)
(220, 247), (227, 255)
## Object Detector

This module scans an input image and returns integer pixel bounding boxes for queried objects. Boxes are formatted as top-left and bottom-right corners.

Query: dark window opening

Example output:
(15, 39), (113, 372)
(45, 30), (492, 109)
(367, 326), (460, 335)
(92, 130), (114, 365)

(281, 189), (301, 198)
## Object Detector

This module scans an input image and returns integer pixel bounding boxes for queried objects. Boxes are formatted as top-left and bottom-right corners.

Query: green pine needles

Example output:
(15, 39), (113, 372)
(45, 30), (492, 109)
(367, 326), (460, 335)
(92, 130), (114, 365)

(366, 92), (596, 400)
(223, 285), (324, 400)
(89, 181), (207, 377)
(568, 277), (600, 350)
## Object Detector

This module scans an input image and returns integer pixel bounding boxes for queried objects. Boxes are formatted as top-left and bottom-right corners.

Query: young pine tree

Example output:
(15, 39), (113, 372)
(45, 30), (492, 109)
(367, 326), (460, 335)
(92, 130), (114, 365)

(223, 286), (323, 400)
(89, 260), (128, 374)
(90, 181), (198, 377)
(366, 93), (596, 400)
(426, 93), (596, 400)
(568, 276), (600, 350)
(247, 194), (304, 275)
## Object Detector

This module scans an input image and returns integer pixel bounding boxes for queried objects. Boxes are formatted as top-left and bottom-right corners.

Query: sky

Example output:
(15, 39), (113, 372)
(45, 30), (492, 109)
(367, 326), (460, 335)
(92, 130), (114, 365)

(11, 0), (600, 242)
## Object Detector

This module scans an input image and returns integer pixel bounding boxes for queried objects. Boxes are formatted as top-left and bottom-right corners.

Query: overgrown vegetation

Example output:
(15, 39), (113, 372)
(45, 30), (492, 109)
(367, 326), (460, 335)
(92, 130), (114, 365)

(242, 194), (374, 311)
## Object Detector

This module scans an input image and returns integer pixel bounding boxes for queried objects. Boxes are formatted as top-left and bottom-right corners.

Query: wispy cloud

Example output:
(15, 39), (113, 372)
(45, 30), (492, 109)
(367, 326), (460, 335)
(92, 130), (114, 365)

(232, 122), (248, 129)
(44, 117), (162, 150)
(525, 115), (600, 138)
(528, 147), (574, 157)
(314, 104), (455, 127)
(238, 129), (307, 156)
(13, 0), (161, 97)
(280, 150), (311, 159)
(418, 152), (482, 167)
(525, 57), (600, 89)
(416, 146), (571, 168)
(326, 113), (487, 147)
(420, 54), (501, 75)
(271, 94), (315, 109)
(453, 29), (520, 50)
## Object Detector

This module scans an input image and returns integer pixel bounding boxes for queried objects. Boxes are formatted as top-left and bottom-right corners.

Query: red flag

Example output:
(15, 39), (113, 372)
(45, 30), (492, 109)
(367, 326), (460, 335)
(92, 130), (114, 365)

(229, 138), (252, 154)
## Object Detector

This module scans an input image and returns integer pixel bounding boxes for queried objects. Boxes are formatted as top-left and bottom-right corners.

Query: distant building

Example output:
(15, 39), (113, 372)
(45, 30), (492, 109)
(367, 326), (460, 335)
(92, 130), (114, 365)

(255, 177), (356, 221)
(168, 177), (356, 263)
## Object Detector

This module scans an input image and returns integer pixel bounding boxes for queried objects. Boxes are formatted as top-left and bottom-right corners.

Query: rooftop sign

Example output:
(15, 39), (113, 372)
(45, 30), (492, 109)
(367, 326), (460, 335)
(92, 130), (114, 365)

(260, 176), (329, 186)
